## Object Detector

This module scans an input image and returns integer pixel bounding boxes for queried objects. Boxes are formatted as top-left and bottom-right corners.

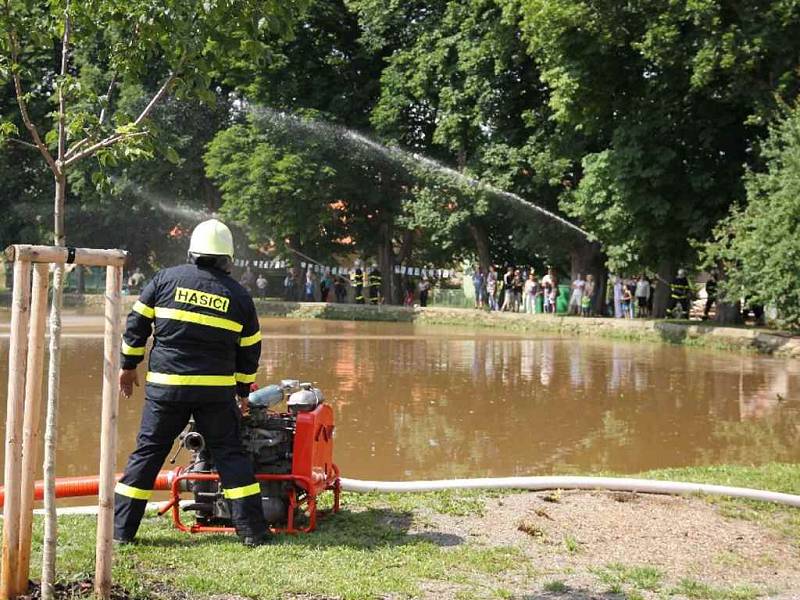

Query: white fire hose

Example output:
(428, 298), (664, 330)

(340, 476), (800, 507)
(32, 474), (800, 516)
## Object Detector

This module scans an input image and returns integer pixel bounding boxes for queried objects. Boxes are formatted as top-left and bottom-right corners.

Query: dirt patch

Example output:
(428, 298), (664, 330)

(19, 579), (202, 600)
(20, 580), (134, 600)
(409, 491), (800, 598)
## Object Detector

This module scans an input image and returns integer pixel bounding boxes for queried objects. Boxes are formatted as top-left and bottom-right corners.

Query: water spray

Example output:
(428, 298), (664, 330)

(253, 107), (592, 240)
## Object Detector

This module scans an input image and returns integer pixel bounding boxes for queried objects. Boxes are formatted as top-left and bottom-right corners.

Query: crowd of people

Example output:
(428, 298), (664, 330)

(471, 267), (727, 321)
(123, 259), (762, 324)
(472, 266), (598, 316)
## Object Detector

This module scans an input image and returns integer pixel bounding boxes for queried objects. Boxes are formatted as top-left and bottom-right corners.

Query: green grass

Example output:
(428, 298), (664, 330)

(24, 490), (523, 600)
(14, 463), (800, 599)
(593, 563), (663, 592)
(562, 534), (581, 554)
(672, 578), (761, 600)
(543, 580), (568, 593)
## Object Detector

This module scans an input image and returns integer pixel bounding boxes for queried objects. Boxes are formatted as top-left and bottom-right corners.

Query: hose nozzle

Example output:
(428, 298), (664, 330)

(182, 431), (206, 453)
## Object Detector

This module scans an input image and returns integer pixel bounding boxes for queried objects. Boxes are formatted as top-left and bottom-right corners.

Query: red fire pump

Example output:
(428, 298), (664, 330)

(161, 380), (340, 534)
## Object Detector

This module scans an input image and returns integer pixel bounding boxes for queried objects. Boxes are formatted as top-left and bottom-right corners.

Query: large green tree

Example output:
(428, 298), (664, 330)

(509, 0), (800, 314)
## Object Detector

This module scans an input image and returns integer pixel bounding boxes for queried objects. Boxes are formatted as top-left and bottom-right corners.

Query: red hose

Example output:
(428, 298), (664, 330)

(0, 470), (173, 508)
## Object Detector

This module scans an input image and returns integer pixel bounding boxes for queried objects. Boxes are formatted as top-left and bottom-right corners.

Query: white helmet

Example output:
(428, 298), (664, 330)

(189, 219), (234, 259)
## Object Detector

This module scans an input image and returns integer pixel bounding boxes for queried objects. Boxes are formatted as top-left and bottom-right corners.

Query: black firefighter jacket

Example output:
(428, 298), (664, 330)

(120, 263), (261, 403)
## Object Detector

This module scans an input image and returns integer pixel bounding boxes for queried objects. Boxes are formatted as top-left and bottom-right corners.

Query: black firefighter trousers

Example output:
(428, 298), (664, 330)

(114, 396), (266, 541)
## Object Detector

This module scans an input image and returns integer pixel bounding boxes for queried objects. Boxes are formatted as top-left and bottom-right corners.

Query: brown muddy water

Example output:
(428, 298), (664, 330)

(1, 314), (799, 487)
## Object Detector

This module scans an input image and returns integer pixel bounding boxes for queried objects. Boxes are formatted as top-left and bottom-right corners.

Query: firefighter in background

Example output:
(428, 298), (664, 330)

(668, 268), (693, 318)
(369, 264), (382, 305)
(114, 219), (269, 547)
(351, 261), (365, 304)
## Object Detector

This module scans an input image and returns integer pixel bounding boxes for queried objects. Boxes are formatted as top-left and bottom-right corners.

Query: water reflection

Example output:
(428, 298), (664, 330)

(0, 317), (798, 483)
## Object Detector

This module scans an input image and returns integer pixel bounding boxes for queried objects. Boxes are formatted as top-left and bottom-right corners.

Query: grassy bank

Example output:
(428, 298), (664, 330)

(251, 300), (800, 359)
(16, 463), (800, 599)
(1, 294), (798, 358)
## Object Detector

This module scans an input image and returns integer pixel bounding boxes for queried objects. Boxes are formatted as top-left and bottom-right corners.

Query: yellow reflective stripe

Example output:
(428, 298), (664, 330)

(115, 482), (152, 500)
(121, 341), (146, 356)
(223, 482), (261, 500)
(239, 331), (262, 347)
(154, 307), (243, 333)
(132, 301), (155, 319)
(146, 372), (235, 386)
(235, 372), (257, 384)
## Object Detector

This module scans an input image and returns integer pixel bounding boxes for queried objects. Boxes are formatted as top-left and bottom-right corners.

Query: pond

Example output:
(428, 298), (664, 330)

(1, 315), (798, 484)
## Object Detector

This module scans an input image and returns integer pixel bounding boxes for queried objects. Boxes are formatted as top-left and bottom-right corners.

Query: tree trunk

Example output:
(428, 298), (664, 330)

(42, 172), (66, 600)
(288, 238), (303, 301)
(377, 221), (394, 304)
(76, 266), (85, 294)
(4, 260), (12, 292)
(393, 229), (414, 305)
(570, 239), (606, 315)
(201, 177), (222, 213)
(716, 300), (742, 325)
(653, 259), (675, 318)
(468, 222), (491, 273)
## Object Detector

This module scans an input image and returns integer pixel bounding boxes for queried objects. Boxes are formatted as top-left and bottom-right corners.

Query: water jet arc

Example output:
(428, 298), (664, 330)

(254, 108), (592, 240)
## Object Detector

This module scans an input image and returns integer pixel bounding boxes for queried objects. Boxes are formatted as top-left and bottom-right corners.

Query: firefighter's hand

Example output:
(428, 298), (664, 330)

(237, 395), (250, 417)
(119, 368), (140, 398)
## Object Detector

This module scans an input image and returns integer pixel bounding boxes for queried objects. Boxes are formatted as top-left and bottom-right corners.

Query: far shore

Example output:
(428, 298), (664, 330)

(2, 293), (798, 358)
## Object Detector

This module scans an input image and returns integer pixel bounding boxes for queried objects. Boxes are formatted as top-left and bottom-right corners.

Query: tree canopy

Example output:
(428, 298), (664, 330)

(3, 0), (800, 319)
(705, 101), (800, 330)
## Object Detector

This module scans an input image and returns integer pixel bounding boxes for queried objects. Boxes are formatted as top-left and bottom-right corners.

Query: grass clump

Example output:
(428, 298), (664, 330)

(672, 578), (760, 600)
(543, 580), (568, 593)
(593, 563), (663, 593)
(562, 534), (581, 554)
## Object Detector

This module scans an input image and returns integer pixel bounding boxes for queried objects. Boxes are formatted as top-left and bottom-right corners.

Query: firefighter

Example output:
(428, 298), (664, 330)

(668, 268), (692, 318)
(368, 264), (382, 305)
(350, 263), (365, 304)
(114, 219), (269, 546)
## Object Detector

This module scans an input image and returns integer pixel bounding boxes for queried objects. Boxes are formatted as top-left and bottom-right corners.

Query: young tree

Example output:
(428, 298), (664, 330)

(0, 1), (306, 596)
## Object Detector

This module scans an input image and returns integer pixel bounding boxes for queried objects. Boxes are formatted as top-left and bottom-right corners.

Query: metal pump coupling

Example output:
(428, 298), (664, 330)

(181, 431), (206, 452)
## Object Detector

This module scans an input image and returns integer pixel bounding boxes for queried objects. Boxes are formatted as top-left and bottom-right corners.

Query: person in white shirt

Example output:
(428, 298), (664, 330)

(634, 274), (651, 318)
(568, 273), (585, 315)
(523, 272), (539, 314)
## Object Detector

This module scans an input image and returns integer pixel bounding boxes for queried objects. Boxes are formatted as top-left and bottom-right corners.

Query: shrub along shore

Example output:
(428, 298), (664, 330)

(13, 294), (796, 359)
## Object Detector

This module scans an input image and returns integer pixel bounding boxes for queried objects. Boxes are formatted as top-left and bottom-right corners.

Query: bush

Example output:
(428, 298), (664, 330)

(706, 101), (800, 330)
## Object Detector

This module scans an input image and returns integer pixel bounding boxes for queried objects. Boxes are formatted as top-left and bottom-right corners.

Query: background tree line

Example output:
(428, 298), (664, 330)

(3, 0), (800, 325)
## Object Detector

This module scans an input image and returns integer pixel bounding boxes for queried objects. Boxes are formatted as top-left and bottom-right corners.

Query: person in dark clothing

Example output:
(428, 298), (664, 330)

(418, 276), (430, 307)
(351, 267), (365, 304)
(368, 266), (382, 305)
(703, 270), (718, 320)
(667, 269), (692, 318)
(115, 219), (268, 547)
(333, 275), (346, 303)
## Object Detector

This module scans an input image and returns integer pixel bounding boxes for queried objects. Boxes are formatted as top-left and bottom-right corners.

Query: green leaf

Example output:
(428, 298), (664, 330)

(164, 146), (180, 164)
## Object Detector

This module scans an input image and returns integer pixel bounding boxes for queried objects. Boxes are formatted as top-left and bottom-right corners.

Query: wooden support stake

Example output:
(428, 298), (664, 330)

(1, 261), (32, 600)
(16, 264), (51, 594)
(94, 265), (123, 599)
(4, 245), (127, 267)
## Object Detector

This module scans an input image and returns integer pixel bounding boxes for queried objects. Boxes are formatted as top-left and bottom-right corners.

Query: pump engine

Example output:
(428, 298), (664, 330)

(166, 380), (340, 534)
